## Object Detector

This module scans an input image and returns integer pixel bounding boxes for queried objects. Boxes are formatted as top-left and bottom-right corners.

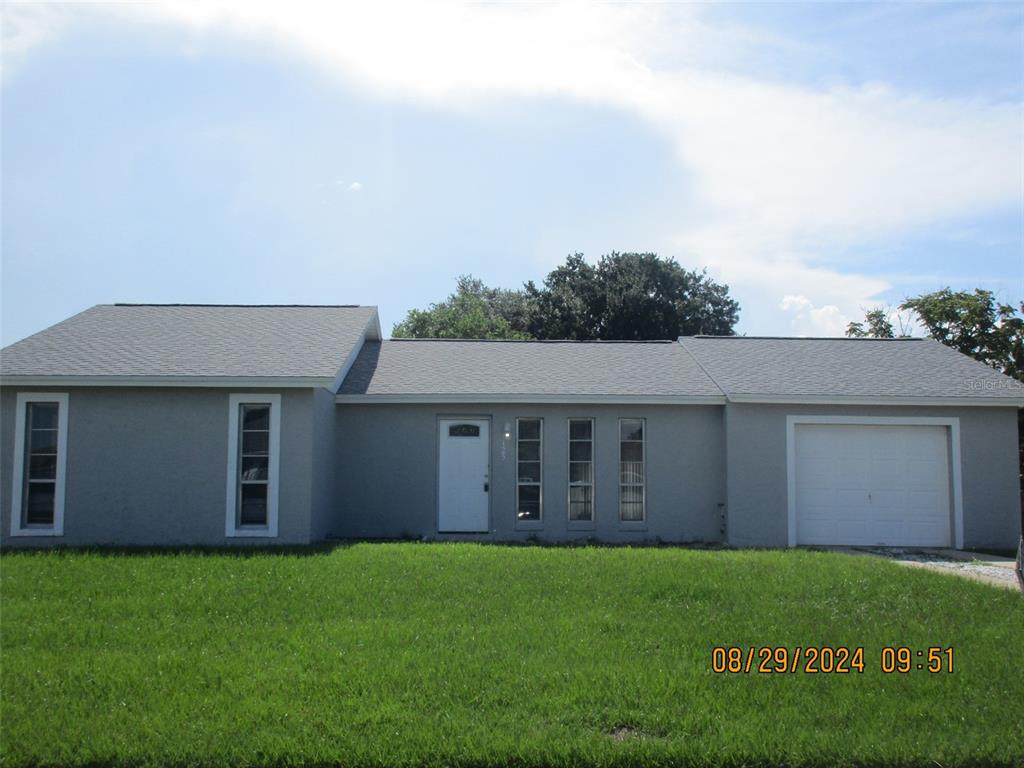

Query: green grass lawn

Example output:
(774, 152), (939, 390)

(2, 544), (1022, 767)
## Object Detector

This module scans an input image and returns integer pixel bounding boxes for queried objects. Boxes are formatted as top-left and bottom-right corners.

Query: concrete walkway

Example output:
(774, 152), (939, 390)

(834, 546), (1022, 591)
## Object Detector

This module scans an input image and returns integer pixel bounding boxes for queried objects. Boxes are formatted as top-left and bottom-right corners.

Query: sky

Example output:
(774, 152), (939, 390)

(1, 1), (1022, 345)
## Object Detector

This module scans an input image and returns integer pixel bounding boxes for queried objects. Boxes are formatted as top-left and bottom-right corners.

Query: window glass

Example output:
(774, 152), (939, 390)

(518, 462), (541, 483)
(22, 402), (61, 528)
(620, 420), (644, 442)
(517, 440), (540, 461)
(25, 484), (56, 526)
(569, 441), (592, 462)
(29, 454), (57, 480)
(568, 418), (594, 522)
(569, 420), (592, 441)
(243, 406), (270, 431)
(241, 456), (269, 481)
(30, 428), (58, 454)
(569, 462), (592, 484)
(619, 418), (645, 522)
(242, 430), (269, 456)
(240, 484), (268, 526)
(449, 424), (480, 437)
(238, 404), (271, 527)
(518, 419), (540, 440)
(516, 419), (542, 521)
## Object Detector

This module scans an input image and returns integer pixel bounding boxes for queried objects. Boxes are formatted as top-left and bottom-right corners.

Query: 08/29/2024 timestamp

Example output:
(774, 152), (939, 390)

(711, 646), (954, 674)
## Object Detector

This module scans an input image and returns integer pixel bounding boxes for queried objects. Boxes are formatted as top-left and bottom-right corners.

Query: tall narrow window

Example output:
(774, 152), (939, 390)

(568, 419), (594, 522)
(619, 418), (645, 522)
(516, 418), (542, 522)
(226, 394), (280, 537)
(11, 393), (68, 536)
(238, 404), (270, 526)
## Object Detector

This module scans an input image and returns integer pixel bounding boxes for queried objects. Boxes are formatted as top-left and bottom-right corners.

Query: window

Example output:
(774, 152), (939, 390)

(568, 419), (594, 522)
(11, 393), (68, 536)
(226, 394), (280, 537)
(619, 418), (645, 522)
(448, 424), (481, 437)
(516, 418), (542, 522)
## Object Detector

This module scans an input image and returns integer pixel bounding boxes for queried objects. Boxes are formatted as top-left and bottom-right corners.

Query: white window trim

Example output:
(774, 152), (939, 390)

(785, 415), (964, 549)
(10, 392), (69, 537)
(567, 418), (595, 525)
(515, 417), (543, 526)
(618, 417), (647, 524)
(226, 393), (281, 538)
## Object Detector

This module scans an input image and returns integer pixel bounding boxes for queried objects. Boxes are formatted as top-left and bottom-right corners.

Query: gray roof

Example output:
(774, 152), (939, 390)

(1, 304), (379, 382)
(339, 339), (723, 399)
(678, 336), (1024, 401)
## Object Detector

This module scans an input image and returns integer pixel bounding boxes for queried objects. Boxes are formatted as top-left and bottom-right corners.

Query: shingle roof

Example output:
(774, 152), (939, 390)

(6, 306), (1022, 403)
(678, 336), (1024, 401)
(1, 304), (379, 382)
(339, 339), (723, 399)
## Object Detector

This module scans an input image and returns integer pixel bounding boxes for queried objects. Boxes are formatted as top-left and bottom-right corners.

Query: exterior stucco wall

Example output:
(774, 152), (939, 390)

(333, 403), (726, 543)
(310, 386), (337, 541)
(724, 403), (1022, 549)
(3, 386), (1016, 550)
(0, 386), (319, 547)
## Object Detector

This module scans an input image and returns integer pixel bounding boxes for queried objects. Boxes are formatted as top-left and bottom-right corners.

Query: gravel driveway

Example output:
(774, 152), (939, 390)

(840, 547), (1022, 591)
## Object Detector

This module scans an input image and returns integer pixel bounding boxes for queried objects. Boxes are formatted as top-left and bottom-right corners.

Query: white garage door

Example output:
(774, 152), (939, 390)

(793, 423), (952, 547)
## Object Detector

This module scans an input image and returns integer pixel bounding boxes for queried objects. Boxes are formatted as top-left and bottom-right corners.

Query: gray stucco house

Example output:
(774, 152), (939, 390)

(2, 303), (1022, 549)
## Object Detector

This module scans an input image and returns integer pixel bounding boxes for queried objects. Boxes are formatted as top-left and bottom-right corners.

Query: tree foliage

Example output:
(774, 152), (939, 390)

(845, 309), (895, 339)
(900, 288), (1023, 380)
(527, 252), (739, 340)
(392, 253), (740, 341)
(845, 288), (1023, 382)
(391, 276), (530, 340)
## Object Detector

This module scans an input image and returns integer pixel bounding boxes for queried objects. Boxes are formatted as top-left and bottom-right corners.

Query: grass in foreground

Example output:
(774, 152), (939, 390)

(1, 544), (1022, 767)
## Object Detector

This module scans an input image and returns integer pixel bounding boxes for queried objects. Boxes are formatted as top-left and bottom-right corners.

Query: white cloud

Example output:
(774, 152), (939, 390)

(779, 295), (849, 337)
(348, 181), (362, 192)
(1, 3), (72, 81)
(4, 2), (1020, 333)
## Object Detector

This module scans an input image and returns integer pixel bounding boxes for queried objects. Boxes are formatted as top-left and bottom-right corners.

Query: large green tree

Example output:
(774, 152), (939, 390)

(900, 288), (1022, 380)
(392, 253), (739, 340)
(848, 288), (1023, 380)
(391, 275), (530, 340)
(522, 254), (600, 340)
(527, 252), (738, 340)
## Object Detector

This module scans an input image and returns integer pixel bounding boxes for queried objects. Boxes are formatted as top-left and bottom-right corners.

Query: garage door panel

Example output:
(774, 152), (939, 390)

(904, 460), (945, 490)
(794, 423), (951, 547)
(870, 489), (907, 511)
(794, 458), (835, 488)
(905, 521), (948, 547)
(906, 490), (943, 512)
(841, 458), (871, 478)
(870, 461), (906, 489)
(834, 488), (869, 508)
(864, 519), (901, 542)
(796, 488), (835, 509)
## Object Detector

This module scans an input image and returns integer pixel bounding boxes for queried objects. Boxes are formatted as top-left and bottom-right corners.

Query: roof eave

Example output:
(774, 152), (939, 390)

(725, 393), (1024, 407)
(0, 375), (335, 389)
(335, 393), (726, 405)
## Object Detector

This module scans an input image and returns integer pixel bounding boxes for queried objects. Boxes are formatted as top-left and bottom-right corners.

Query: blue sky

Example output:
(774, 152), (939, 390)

(2, 2), (1021, 345)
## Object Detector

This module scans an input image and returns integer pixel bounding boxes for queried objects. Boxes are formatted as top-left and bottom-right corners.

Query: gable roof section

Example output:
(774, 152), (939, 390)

(1, 304), (380, 388)
(678, 336), (1024, 405)
(337, 339), (725, 403)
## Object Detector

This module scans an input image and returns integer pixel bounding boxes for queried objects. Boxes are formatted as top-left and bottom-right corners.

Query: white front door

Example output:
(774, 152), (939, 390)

(438, 419), (490, 533)
(794, 423), (952, 547)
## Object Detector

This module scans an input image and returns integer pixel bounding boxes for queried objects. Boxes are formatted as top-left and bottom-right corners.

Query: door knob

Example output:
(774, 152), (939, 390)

(484, 482), (489, 492)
